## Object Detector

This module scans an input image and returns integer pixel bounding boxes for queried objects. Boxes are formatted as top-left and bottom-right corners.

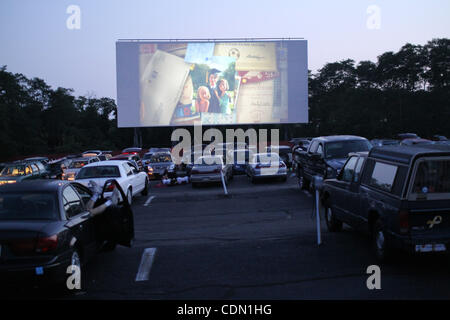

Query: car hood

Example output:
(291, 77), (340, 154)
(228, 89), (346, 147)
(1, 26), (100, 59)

(65, 168), (81, 174)
(324, 158), (347, 170)
(0, 176), (22, 182)
(148, 162), (173, 168)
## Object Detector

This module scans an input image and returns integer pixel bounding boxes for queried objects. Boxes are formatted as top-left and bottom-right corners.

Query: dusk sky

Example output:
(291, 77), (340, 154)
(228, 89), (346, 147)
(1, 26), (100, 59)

(1, 0), (449, 100)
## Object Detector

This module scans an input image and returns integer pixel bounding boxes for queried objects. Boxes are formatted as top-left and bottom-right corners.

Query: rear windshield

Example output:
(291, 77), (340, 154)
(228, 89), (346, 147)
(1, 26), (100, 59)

(197, 156), (223, 165)
(76, 166), (121, 179)
(69, 160), (88, 169)
(0, 192), (58, 220)
(253, 153), (280, 163)
(325, 140), (372, 159)
(412, 159), (450, 194)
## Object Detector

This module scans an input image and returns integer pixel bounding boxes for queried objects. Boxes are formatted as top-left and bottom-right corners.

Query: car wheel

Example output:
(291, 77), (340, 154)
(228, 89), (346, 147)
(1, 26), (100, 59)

(141, 178), (149, 196)
(372, 220), (391, 262)
(61, 249), (83, 293)
(324, 206), (343, 232)
(127, 189), (133, 205)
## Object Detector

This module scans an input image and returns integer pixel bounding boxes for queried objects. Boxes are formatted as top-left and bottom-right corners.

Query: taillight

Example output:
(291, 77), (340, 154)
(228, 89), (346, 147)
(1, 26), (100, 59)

(106, 183), (116, 192)
(255, 164), (261, 169)
(36, 235), (58, 253)
(399, 209), (409, 234)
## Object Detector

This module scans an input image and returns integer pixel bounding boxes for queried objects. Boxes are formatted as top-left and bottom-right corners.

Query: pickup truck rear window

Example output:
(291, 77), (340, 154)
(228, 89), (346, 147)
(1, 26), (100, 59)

(369, 162), (398, 193)
(325, 140), (371, 159)
(412, 159), (450, 194)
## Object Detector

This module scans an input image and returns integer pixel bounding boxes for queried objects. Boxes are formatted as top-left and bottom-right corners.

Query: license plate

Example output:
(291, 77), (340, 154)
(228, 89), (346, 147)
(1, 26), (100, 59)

(415, 244), (446, 252)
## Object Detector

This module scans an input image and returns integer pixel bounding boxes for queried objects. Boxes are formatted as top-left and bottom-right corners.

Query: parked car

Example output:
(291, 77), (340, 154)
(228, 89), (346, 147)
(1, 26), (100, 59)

(266, 145), (293, 168)
(110, 153), (143, 171)
(232, 149), (253, 175)
(98, 152), (113, 161)
(82, 150), (102, 156)
(0, 179), (134, 288)
(370, 139), (400, 147)
(121, 147), (144, 157)
(190, 155), (233, 187)
(0, 161), (50, 185)
(47, 158), (72, 180)
(431, 135), (448, 142)
(23, 157), (50, 165)
(146, 152), (176, 180)
(320, 144), (450, 261)
(294, 135), (372, 190)
(290, 138), (312, 151)
(74, 160), (149, 205)
(396, 133), (420, 140)
(246, 152), (287, 183)
(400, 138), (433, 146)
(62, 156), (100, 181)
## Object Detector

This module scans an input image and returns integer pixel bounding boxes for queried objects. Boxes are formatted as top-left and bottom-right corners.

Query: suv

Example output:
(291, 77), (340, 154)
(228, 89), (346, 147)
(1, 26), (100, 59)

(294, 135), (372, 190)
(321, 144), (450, 261)
(0, 160), (49, 185)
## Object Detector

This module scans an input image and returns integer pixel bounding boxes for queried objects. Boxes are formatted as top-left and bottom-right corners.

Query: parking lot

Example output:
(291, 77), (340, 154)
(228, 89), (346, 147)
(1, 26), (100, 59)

(2, 173), (450, 300)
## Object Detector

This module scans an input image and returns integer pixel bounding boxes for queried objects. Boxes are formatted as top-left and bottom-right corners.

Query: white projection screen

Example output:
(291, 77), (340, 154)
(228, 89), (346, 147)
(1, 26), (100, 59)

(116, 39), (308, 127)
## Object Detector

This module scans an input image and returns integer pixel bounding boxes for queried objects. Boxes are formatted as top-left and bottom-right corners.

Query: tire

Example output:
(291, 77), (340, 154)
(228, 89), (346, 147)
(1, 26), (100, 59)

(61, 249), (83, 294)
(372, 219), (391, 262)
(297, 169), (310, 190)
(141, 178), (149, 196)
(127, 189), (133, 206)
(324, 205), (343, 232)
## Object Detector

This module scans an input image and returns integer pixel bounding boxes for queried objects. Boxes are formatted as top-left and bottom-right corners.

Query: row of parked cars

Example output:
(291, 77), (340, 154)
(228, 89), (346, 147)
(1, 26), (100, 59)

(291, 133), (450, 262)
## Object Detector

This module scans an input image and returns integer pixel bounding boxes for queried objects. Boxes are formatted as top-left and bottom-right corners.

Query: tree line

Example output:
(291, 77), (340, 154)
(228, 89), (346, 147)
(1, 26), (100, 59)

(0, 38), (448, 161)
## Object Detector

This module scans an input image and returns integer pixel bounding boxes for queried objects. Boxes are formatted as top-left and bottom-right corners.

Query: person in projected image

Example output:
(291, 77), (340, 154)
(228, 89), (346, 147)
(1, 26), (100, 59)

(215, 78), (231, 115)
(206, 68), (221, 113)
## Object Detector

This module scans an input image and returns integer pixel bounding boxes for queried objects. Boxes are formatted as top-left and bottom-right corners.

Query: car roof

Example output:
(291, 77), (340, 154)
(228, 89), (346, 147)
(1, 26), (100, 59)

(82, 160), (128, 167)
(313, 135), (368, 142)
(369, 145), (450, 165)
(0, 180), (68, 193)
(72, 157), (95, 161)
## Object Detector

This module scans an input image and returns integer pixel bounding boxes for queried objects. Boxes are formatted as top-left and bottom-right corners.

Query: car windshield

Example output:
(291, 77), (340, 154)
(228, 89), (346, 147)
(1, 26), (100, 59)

(69, 160), (88, 169)
(150, 154), (172, 163)
(412, 159), (450, 194)
(0, 192), (58, 220)
(76, 166), (121, 179)
(1, 165), (28, 177)
(325, 140), (371, 159)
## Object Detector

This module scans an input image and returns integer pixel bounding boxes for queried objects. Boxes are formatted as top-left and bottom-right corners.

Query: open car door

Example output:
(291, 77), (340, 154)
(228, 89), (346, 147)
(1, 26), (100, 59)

(94, 179), (135, 247)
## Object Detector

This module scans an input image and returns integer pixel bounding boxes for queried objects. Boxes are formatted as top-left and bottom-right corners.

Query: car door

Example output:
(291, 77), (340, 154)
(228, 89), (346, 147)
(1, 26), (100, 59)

(348, 156), (366, 229)
(121, 162), (136, 195)
(305, 140), (319, 178)
(332, 156), (359, 225)
(97, 179), (135, 247)
(62, 184), (97, 258)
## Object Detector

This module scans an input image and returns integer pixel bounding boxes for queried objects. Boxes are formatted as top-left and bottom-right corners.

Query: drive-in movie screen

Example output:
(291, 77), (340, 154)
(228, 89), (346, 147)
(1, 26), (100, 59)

(116, 40), (307, 127)
(0, 0), (450, 313)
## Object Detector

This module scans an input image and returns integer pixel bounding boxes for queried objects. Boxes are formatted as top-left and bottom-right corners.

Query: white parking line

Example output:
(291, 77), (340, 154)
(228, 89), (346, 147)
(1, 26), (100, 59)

(144, 195), (156, 207)
(135, 248), (157, 282)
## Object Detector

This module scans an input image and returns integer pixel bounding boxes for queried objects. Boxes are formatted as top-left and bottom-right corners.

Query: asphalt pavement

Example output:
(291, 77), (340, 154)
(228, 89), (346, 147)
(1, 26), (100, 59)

(3, 173), (450, 300)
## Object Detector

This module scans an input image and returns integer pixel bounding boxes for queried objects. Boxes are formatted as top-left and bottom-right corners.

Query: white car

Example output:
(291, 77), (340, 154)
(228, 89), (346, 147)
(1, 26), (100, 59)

(74, 160), (149, 205)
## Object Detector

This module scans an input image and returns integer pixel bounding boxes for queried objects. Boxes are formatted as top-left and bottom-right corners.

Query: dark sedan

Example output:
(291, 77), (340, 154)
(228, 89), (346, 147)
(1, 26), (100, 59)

(0, 180), (134, 290)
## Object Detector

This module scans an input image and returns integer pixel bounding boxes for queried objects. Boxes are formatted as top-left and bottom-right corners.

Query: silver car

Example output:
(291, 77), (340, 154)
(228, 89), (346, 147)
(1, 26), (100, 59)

(246, 153), (287, 183)
(61, 156), (100, 181)
(190, 155), (233, 187)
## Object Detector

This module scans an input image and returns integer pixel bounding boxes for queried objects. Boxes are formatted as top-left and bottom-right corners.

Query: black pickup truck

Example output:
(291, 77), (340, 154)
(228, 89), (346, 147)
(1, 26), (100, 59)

(293, 135), (372, 190)
(320, 144), (450, 261)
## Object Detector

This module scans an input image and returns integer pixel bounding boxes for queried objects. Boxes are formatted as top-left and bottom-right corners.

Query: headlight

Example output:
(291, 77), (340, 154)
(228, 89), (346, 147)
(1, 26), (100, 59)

(169, 164), (175, 170)
(147, 166), (153, 172)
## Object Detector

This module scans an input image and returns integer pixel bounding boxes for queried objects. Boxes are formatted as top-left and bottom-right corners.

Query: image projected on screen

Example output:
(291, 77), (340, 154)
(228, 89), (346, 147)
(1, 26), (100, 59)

(116, 39), (308, 127)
